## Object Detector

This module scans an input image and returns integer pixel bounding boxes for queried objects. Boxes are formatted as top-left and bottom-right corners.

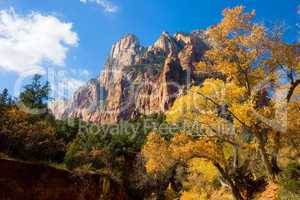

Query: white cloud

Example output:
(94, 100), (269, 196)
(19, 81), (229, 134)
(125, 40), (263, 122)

(0, 8), (78, 74)
(80, 0), (118, 13)
(79, 69), (90, 76)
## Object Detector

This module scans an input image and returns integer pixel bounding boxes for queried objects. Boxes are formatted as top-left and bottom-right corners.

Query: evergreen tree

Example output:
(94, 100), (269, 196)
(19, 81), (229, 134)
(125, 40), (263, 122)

(19, 74), (50, 111)
(0, 88), (9, 106)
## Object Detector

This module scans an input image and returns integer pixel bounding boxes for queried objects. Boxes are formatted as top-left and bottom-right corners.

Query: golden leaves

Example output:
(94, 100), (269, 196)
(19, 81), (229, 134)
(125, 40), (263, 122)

(231, 100), (256, 128)
(201, 6), (271, 92)
(180, 191), (204, 200)
(208, 6), (256, 42)
(167, 78), (247, 132)
(188, 158), (219, 182)
(273, 43), (299, 70)
(141, 132), (174, 174)
(145, 8), (299, 199)
(142, 132), (226, 176)
(195, 61), (210, 73)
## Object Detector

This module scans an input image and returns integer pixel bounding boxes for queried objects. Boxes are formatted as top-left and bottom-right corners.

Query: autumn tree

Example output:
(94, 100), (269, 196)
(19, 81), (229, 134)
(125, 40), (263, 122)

(264, 37), (300, 172)
(142, 132), (260, 200)
(178, 6), (299, 179)
(143, 6), (300, 200)
(0, 80), (64, 162)
(174, 6), (276, 180)
(0, 106), (65, 161)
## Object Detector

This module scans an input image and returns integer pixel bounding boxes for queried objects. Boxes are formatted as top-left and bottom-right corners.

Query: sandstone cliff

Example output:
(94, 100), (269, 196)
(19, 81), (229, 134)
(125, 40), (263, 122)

(51, 31), (211, 124)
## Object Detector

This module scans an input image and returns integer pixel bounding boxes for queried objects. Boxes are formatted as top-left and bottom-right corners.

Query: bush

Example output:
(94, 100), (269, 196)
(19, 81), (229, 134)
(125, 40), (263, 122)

(64, 132), (111, 169)
(55, 118), (81, 143)
(279, 163), (300, 199)
(0, 107), (65, 162)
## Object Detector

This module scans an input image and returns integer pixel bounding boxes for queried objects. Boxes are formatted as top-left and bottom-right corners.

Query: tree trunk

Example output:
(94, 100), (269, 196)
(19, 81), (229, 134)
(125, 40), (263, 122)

(156, 179), (167, 200)
(271, 131), (281, 174)
(287, 79), (300, 103)
(233, 144), (239, 169)
(213, 162), (244, 200)
(255, 132), (276, 181)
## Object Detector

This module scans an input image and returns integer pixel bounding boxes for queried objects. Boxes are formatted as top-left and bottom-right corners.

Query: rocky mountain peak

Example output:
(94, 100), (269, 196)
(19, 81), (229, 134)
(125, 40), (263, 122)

(151, 31), (180, 57)
(110, 34), (142, 66)
(51, 30), (212, 124)
(174, 32), (191, 45)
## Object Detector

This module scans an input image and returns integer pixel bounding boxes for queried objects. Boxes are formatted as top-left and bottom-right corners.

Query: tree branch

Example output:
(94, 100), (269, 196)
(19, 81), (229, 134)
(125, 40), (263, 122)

(195, 91), (252, 131)
(287, 79), (300, 103)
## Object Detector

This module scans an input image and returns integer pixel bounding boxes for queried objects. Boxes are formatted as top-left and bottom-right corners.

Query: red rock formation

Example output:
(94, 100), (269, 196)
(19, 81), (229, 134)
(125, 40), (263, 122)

(50, 31), (211, 124)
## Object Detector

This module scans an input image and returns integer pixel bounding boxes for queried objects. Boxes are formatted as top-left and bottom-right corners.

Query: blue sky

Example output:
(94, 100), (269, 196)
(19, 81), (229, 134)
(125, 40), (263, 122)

(0, 0), (298, 98)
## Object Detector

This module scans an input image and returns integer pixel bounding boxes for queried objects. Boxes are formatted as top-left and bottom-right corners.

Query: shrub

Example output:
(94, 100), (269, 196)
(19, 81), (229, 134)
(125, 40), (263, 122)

(279, 163), (300, 199)
(0, 107), (65, 162)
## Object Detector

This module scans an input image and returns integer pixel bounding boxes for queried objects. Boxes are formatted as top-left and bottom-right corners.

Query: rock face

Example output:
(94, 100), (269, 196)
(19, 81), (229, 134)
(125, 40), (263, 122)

(51, 30), (211, 124)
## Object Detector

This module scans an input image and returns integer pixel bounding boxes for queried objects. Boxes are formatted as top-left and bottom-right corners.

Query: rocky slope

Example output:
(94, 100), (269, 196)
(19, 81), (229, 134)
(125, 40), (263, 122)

(0, 159), (130, 200)
(51, 30), (211, 124)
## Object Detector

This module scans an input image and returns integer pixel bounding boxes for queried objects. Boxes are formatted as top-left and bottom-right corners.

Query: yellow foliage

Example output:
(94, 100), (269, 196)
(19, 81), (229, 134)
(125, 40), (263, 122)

(180, 190), (206, 200)
(141, 132), (174, 174)
(230, 100), (256, 128)
(201, 6), (269, 93)
(223, 143), (234, 160)
(267, 43), (299, 72)
(195, 61), (210, 73)
(144, 6), (300, 199)
(208, 6), (255, 42)
(188, 158), (219, 182)
(167, 78), (248, 137)
(142, 132), (226, 177)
